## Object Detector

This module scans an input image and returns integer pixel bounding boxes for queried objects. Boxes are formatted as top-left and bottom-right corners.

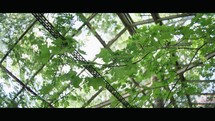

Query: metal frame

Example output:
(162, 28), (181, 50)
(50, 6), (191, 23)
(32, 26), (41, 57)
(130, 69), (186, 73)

(0, 13), (214, 108)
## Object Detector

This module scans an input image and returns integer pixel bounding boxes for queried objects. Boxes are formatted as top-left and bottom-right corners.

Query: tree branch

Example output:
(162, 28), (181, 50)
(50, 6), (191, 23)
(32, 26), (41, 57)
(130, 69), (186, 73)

(12, 55), (54, 101)
(0, 64), (54, 108)
(176, 51), (215, 75)
(81, 88), (103, 108)
(91, 93), (130, 108)
(0, 19), (37, 64)
(166, 43), (208, 107)
(130, 77), (154, 107)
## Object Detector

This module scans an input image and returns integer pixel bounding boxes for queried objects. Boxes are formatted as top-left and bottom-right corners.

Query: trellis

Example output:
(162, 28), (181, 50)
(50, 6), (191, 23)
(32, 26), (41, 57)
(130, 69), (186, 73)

(0, 13), (214, 108)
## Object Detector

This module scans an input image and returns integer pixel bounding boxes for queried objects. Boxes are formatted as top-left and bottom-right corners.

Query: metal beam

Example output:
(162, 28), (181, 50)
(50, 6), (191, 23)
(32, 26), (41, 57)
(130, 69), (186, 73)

(0, 64), (54, 108)
(0, 19), (37, 64)
(132, 13), (196, 27)
(117, 13), (136, 35)
(151, 13), (163, 25)
(32, 13), (134, 108)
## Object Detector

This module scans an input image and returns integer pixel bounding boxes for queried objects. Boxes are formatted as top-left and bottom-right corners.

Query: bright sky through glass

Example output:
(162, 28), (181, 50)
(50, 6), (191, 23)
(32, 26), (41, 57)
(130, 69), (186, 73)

(0, 13), (214, 107)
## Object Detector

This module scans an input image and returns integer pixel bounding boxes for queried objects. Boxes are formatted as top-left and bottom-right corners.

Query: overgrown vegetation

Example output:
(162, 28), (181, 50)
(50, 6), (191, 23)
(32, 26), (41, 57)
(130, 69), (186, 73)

(0, 13), (214, 108)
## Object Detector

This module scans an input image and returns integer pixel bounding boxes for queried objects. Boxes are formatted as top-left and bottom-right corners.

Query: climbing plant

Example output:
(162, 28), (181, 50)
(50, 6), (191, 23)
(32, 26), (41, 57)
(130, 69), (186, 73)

(0, 13), (214, 108)
(96, 13), (215, 107)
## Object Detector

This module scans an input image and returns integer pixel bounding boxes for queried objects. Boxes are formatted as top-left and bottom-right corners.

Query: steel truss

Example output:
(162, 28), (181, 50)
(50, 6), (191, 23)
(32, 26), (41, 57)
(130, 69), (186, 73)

(32, 13), (134, 108)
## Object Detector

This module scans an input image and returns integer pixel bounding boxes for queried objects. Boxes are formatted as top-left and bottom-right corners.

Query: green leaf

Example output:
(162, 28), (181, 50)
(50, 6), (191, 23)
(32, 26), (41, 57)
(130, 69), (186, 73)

(55, 101), (59, 107)
(112, 67), (125, 80)
(64, 101), (70, 107)
(110, 96), (118, 108)
(185, 86), (198, 94)
(87, 77), (106, 90)
(40, 84), (53, 94)
(53, 38), (64, 47)
(96, 48), (112, 62)
(50, 46), (60, 55)
(39, 45), (50, 64)
(50, 93), (59, 100)
(72, 77), (82, 88)
(68, 95), (77, 100)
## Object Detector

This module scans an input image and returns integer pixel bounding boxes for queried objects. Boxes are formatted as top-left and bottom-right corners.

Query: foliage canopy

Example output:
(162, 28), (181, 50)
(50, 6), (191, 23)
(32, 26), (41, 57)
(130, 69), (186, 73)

(0, 13), (214, 108)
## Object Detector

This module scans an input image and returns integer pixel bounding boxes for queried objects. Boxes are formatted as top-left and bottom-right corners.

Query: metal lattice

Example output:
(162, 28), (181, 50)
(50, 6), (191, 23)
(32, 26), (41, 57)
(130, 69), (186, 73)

(32, 13), (134, 108)
(0, 13), (214, 108)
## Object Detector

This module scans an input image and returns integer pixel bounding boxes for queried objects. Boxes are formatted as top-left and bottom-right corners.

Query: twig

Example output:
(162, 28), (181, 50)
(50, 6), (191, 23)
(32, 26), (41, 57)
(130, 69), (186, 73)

(0, 19), (37, 64)
(81, 87), (103, 108)
(12, 55), (54, 101)
(0, 64), (54, 108)
(165, 43), (207, 106)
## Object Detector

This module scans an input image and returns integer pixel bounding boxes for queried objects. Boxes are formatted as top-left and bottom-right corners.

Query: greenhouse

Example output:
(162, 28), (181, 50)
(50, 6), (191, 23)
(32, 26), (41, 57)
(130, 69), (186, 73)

(0, 13), (214, 108)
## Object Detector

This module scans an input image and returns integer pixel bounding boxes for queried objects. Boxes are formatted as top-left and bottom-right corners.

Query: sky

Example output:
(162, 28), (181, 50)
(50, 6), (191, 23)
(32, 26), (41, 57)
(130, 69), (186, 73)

(0, 13), (214, 107)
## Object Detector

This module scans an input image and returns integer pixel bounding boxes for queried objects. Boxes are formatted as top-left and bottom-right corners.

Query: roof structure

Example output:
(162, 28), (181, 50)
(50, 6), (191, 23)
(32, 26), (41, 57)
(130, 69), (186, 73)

(0, 13), (214, 108)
